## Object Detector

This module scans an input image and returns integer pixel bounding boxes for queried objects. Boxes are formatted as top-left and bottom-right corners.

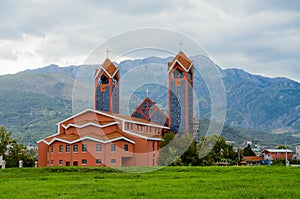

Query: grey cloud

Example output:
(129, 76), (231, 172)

(0, 0), (299, 81)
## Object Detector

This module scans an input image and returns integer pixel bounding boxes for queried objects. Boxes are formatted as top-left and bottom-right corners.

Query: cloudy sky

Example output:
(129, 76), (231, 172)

(1, 0), (300, 81)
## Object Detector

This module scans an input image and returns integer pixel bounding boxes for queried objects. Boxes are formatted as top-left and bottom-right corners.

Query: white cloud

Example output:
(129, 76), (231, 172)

(0, 0), (299, 81)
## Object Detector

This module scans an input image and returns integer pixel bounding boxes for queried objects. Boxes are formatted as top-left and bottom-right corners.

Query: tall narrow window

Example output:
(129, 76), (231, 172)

(124, 144), (128, 152)
(59, 145), (63, 153)
(96, 144), (102, 152)
(66, 145), (70, 152)
(73, 145), (78, 152)
(51, 146), (54, 153)
(152, 141), (155, 151)
(111, 144), (116, 152)
(82, 144), (87, 152)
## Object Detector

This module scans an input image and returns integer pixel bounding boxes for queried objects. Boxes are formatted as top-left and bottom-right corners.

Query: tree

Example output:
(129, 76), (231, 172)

(0, 126), (16, 157)
(276, 145), (289, 149)
(158, 132), (195, 166)
(181, 141), (200, 166)
(5, 143), (36, 167)
(198, 135), (238, 165)
(0, 126), (36, 167)
(243, 144), (256, 156)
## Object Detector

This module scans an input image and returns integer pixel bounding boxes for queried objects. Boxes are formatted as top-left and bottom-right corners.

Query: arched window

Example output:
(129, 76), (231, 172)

(100, 75), (109, 84)
(172, 68), (184, 79)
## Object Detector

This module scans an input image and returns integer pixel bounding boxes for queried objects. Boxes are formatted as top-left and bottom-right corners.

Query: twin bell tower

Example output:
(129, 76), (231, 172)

(94, 50), (194, 135)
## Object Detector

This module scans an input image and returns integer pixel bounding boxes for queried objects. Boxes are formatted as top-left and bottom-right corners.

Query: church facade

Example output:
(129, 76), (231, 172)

(37, 50), (193, 167)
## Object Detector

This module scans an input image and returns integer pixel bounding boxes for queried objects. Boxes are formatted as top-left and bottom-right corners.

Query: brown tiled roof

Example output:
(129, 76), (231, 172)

(87, 131), (125, 141)
(168, 51), (192, 70)
(243, 156), (264, 162)
(45, 133), (80, 143)
(101, 58), (118, 76)
(67, 120), (115, 126)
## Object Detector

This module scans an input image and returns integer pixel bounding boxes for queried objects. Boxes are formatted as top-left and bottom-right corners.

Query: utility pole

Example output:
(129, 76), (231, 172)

(285, 137), (289, 166)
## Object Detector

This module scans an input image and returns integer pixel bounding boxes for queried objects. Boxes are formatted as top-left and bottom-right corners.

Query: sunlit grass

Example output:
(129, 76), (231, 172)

(0, 166), (299, 198)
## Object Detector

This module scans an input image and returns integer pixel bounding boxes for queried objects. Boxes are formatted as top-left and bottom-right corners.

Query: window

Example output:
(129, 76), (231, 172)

(51, 146), (54, 153)
(111, 159), (116, 164)
(73, 161), (78, 166)
(100, 75), (109, 84)
(111, 144), (116, 152)
(82, 159), (87, 165)
(146, 126), (149, 132)
(173, 68), (184, 79)
(152, 142), (155, 151)
(73, 145), (78, 152)
(96, 144), (102, 152)
(59, 160), (63, 165)
(124, 144), (128, 152)
(66, 145), (70, 152)
(59, 145), (63, 153)
(96, 159), (102, 164)
(82, 144), (87, 152)
(51, 160), (54, 165)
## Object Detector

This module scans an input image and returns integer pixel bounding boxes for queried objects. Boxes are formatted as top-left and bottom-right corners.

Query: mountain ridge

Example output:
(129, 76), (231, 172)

(0, 55), (299, 146)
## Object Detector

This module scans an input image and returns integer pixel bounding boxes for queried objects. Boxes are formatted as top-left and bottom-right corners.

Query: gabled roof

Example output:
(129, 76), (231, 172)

(243, 156), (264, 162)
(131, 97), (168, 126)
(62, 120), (119, 130)
(95, 58), (119, 78)
(39, 131), (135, 145)
(101, 58), (118, 76)
(168, 51), (193, 72)
(58, 109), (169, 129)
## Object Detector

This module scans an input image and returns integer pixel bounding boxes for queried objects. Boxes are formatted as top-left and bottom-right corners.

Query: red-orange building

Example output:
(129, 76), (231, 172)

(262, 149), (293, 161)
(38, 109), (168, 167)
(38, 50), (194, 167)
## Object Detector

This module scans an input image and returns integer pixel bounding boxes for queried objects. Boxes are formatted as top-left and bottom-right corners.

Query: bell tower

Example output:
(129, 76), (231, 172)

(94, 58), (120, 113)
(168, 51), (193, 135)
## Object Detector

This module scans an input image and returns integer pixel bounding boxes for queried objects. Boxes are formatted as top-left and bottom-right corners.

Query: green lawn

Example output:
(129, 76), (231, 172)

(0, 166), (299, 198)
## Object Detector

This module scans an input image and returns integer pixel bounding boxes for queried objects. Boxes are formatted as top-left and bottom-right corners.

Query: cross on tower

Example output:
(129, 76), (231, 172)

(105, 48), (111, 59)
(178, 40), (184, 52)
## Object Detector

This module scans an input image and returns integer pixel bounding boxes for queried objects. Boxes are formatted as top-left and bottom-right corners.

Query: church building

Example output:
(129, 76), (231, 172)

(37, 50), (194, 167)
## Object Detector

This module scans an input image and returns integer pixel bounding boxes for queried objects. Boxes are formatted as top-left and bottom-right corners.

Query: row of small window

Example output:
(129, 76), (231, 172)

(51, 144), (129, 153)
(125, 122), (160, 134)
(52, 159), (117, 165)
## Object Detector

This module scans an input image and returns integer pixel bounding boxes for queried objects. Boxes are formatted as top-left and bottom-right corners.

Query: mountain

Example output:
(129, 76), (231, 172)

(0, 55), (299, 146)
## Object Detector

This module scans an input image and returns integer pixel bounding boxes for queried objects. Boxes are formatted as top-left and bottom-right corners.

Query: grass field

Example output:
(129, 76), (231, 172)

(0, 166), (299, 198)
